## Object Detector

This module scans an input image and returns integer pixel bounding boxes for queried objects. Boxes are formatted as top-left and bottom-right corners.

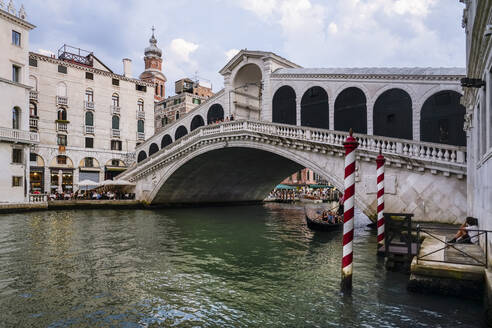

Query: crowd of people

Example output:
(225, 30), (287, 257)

(210, 114), (234, 125)
(268, 187), (341, 202)
(48, 190), (135, 201)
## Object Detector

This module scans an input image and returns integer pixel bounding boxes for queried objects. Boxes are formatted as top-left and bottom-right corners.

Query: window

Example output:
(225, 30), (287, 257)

(85, 137), (93, 148)
(136, 84), (146, 92)
(85, 72), (94, 80)
(162, 102), (166, 109)
(193, 98), (201, 105)
(57, 108), (67, 121)
(155, 84), (159, 95)
(12, 30), (21, 46)
(57, 155), (67, 165)
(12, 65), (20, 82)
(58, 65), (67, 74)
(85, 112), (94, 126)
(162, 116), (168, 126)
(111, 159), (120, 166)
(12, 107), (20, 129)
(112, 93), (119, 107)
(29, 103), (37, 117)
(12, 176), (22, 187)
(30, 153), (37, 162)
(137, 99), (144, 111)
(174, 99), (180, 105)
(175, 112), (180, 120)
(111, 140), (122, 151)
(160, 85), (163, 96)
(12, 149), (22, 164)
(85, 157), (94, 167)
(57, 134), (67, 146)
(29, 58), (37, 67)
(112, 78), (119, 86)
(137, 120), (145, 133)
(85, 89), (94, 102)
(112, 115), (120, 130)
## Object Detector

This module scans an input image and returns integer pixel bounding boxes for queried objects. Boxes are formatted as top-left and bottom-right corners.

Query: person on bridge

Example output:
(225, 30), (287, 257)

(449, 217), (479, 244)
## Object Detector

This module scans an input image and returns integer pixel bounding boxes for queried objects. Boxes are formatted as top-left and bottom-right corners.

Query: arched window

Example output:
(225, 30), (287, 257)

(175, 112), (180, 120)
(334, 87), (367, 133)
(112, 93), (119, 107)
(57, 108), (67, 121)
(190, 115), (205, 131)
(161, 134), (172, 148)
(161, 116), (168, 127)
(207, 104), (224, 124)
(301, 86), (329, 129)
(137, 99), (144, 111)
(272, 86), (296, 125)
(85, 88), (93, 102)
(112, 115), (120, 130)
(56, 82), (67, 97)
(137, 119), (144, 133)
(137, 150), (147, 163)
(420, 90), (465, 146)
(175, 125), (188, 140)
(12, 107), (20, 129)
(373, 88), (413, 139)
(160, 85), (164, 97)
(29, 102), (37, 117)
(149, 143), (159, 156)
(155, 84), (159, 96)
(85, 111), (94, 126)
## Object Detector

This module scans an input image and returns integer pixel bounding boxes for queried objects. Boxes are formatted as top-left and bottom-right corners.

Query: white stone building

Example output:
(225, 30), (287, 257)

(0, 2), (38, 203)
(461, 1), (492, 256)
(27, 45), (155, 193)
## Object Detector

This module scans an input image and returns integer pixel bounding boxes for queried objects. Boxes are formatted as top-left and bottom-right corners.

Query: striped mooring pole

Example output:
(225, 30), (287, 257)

(376, 150), (385, 248)
(341, 128), (358, 292)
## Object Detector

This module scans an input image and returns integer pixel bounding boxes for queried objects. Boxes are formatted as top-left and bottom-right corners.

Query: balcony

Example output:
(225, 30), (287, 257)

(0, 127), (39, 144)
(29, 117), (38, 130)
(136, 132), (145, 141)
(29, 90), (38, 102)
(56, 96), (68, 106)
(111, 105), (121, 115)
(111, 129), (120, 138)
(136, 111), (145, 119)
(84, 125), (94, 135)
(84, 101), (95, 110)
(56, 121), (68, 133)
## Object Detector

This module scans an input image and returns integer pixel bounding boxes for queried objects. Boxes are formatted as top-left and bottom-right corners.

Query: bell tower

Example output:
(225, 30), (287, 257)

(139, 27), (167, 101)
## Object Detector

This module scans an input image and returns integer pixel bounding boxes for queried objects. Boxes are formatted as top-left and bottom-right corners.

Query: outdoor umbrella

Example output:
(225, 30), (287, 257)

(77, 179), (100, 191)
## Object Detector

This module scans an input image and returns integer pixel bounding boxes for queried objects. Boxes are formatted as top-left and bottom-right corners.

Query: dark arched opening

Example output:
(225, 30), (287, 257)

(420, 90), (465, 146)
(137, 150), (147, 163)
(334, 87), (367, 133)
(373, 88), (413, 139)
(301, 86), (329, 129)
(190, 115), (205, 131)
(207, 104), (224, 124)
(175, 125), (188, 140)
(149, 143), (159, 156)
(272, 85), (296, 125)
(161, 134), (172, 148)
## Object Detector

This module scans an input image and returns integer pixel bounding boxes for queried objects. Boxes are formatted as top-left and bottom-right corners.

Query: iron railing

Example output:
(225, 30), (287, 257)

(416, 225), (490, 267)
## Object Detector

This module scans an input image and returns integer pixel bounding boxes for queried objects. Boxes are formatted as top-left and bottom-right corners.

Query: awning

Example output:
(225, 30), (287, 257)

(275, 184), (297, 190)
(79, 167), (101, 172)
(309, 184), (333, 189)
(105, 166), (127, 172)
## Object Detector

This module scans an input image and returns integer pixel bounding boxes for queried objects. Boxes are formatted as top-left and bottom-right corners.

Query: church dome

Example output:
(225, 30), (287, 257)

(144, 27), (162, 58)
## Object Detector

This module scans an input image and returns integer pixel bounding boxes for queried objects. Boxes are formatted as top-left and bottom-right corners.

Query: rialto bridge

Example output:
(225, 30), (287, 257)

(119, 50), (468, 223)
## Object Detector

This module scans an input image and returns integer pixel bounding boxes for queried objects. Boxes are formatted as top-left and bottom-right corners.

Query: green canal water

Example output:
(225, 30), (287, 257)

(0, 204), (485, 327)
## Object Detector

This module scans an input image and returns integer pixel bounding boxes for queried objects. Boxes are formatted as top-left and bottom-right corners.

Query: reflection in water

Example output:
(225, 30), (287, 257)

(0, 204), (484, 327)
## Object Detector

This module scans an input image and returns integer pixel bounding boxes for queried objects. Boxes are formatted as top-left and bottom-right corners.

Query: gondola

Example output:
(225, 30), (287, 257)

(305, 207), (343, 232)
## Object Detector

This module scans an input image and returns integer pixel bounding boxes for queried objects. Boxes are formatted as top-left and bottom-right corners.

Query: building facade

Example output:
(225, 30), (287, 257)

(0, 2), (38, 203)
(27, 45), (155, 194)
(154, 78), (213, 133)
(461, 0), (492, 257)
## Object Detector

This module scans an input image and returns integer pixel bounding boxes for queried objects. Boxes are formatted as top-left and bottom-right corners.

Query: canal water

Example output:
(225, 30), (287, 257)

(0, 204), (484, 327)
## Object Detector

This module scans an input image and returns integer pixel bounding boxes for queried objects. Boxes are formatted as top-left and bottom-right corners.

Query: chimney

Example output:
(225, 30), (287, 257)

(122, 58), (132, 78)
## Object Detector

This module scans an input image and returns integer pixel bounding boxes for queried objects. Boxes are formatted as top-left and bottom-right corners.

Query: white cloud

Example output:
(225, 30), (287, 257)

(238, 0), (277, 19)
(328, 22), (338, 35)
(225, 48), (240, 61)
(37, 48), (55, 56)
(169, 38), (199, 62)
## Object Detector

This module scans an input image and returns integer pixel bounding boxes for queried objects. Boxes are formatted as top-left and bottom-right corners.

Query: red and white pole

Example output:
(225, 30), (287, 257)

(341, 128), (358, 292)
(376, 150), (385, 248)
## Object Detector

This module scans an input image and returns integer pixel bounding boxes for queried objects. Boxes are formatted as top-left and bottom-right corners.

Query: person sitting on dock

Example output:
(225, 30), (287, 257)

(449, 217), (479, 244)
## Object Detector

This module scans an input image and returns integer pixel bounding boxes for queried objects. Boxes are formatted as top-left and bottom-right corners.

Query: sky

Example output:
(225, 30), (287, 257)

(21, 0), (466, 95)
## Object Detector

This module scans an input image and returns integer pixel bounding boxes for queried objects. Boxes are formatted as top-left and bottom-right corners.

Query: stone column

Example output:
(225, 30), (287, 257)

(329, 99), (335, 130)
(413, 102), (421, 142)
(44, 166), (50, 195)
(367, 101), (374, 135)
(296, 97), (301, 126)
